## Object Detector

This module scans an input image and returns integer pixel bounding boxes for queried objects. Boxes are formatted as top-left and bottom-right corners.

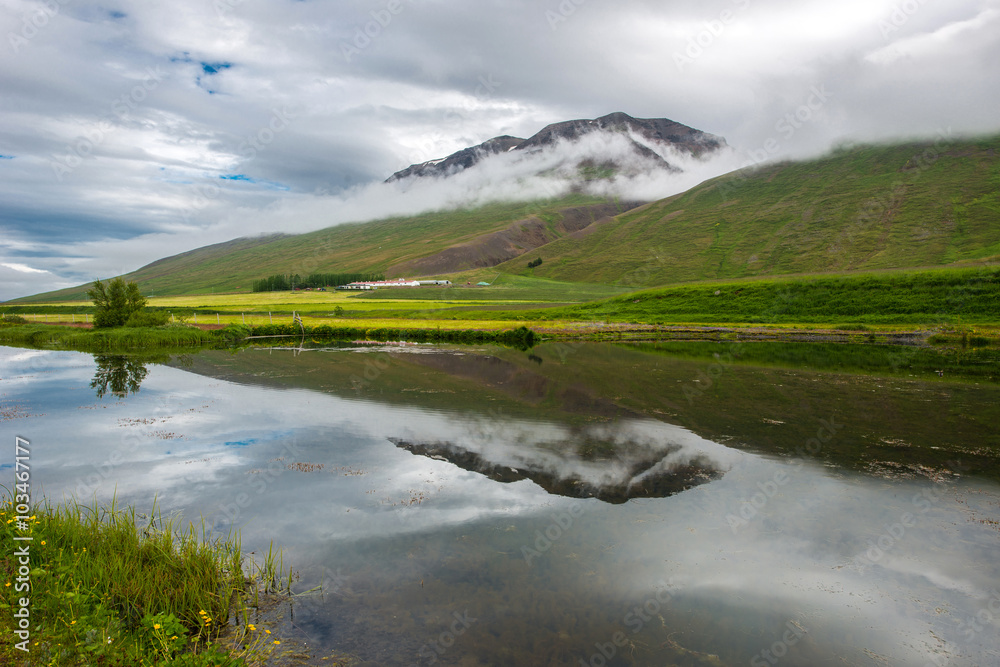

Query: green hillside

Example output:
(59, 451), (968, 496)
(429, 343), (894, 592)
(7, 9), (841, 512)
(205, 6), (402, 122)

(16, 196), (610, 302)
(526, 266), (1000, 325)
(499, 135), (1000, 285)
(13, 135), (1000, 304)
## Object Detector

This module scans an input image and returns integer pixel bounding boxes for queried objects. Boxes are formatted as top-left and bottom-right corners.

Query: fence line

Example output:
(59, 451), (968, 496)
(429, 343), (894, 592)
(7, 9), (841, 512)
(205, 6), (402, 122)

(14, 314), (92, 323)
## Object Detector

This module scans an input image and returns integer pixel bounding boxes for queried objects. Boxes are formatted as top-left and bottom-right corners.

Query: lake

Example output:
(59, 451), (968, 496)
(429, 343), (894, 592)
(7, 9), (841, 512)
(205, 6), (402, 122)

(2, 340), (999, 666)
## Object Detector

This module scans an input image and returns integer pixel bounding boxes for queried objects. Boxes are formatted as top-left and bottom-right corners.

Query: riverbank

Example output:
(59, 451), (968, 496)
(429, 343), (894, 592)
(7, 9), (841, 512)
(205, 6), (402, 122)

(3, 319), (1000, 353)
(0, 496), (285, 665)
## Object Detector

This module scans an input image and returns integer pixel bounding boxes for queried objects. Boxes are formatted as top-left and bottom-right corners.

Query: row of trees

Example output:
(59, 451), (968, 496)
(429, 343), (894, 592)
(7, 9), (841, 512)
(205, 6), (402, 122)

(251, 272), (385, 292)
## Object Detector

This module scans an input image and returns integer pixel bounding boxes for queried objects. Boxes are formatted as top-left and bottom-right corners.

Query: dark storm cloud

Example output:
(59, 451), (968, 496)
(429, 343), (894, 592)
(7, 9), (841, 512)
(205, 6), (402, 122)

(1, 0), (998, 299)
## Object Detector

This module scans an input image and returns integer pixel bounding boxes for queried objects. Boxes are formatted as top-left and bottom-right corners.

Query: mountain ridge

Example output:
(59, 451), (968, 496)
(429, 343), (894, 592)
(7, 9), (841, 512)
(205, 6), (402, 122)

(8, 134), (1000, 303)
(386, 112), (726, 183)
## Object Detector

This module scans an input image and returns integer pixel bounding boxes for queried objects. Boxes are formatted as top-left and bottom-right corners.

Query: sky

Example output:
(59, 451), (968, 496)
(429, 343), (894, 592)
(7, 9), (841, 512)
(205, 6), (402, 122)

(1, 0), (998, 301)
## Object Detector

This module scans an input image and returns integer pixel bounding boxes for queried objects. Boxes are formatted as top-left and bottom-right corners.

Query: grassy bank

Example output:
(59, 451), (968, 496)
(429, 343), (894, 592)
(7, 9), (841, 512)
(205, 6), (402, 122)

(0, 324), (219, 352)
(0, 495), (286, 665)
(0, 321), (540, 352)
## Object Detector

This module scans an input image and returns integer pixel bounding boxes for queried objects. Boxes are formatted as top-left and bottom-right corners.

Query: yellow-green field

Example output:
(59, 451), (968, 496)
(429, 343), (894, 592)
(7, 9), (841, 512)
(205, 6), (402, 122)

(36, 291), (538, 312)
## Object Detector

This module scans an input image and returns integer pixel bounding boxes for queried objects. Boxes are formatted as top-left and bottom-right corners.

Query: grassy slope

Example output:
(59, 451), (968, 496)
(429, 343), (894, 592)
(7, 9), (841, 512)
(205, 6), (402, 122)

(16, 196), (607, 302)
(415, 266), (1000, 326)
(497, 135), (1000, 285)
(11, 136), (1000, 311)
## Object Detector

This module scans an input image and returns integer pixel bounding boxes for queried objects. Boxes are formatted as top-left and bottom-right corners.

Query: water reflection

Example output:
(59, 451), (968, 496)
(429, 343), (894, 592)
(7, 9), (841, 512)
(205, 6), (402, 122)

(3, 343), (999, 666)
(391, 430), (723, 503)
(90, 354), (149, 398)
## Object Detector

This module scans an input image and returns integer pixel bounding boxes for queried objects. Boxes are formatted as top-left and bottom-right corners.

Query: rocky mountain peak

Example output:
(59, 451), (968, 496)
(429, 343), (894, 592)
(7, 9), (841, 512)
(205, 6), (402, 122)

(386, 112), (726, 183)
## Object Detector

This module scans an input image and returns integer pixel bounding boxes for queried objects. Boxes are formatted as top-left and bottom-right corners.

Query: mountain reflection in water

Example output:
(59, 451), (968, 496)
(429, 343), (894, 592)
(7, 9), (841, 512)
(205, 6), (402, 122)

(390, 422), (727, 503)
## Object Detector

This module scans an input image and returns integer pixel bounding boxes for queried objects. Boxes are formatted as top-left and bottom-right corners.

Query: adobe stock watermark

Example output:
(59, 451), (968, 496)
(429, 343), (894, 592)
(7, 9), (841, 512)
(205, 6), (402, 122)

(69, 393), (185, 498)
(207, 435), (305, 536)
(521, 503), (586, 565)
(179, 105), (296, 223)
(674, 0), (752, 72)
(745, 84), (833, 167)
(717, 84), (833, 201)
(579, 578), (682, 666)
(849, 481), (952, 574)
(726, 416), (844, 533)
(953, 588), (1000, 645)
(546, 0), (588, 32)
(341, 0), (421, 63)
(614, 245), (669, 289)
(878, 0), (929, 39)
(49, 67), (166, 181)
(919, 587), (1000, 667)
(214, 0), (246, 20)
(288, 565), (352, 639)
(11, 436), (34, 653)
(749, 619), (809, 666)
(412, 609), (477, 666)
(680, 346), (740, 405)
(8, 0), (72, 55)
(400, 72), (502, 169)
(851, 126), (951, 229)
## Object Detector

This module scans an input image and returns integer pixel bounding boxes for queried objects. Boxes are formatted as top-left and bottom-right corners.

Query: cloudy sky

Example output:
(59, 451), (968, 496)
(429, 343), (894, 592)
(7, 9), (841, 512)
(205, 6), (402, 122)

(1, 0), (998, 300)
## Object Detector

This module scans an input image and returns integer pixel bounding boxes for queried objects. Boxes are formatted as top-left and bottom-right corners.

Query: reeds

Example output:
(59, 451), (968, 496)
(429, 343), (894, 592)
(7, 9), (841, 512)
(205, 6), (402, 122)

(0, 491), (292, 665)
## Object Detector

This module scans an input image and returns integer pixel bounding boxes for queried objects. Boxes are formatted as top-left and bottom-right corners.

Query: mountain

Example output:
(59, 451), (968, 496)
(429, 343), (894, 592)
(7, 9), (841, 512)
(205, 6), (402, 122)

(385, 112), (726, 183)
(385, 136), (524, 182)
(14, 197), (623, 301)
(493, 135), (1000, 286)
(11, 135), (1000, 303)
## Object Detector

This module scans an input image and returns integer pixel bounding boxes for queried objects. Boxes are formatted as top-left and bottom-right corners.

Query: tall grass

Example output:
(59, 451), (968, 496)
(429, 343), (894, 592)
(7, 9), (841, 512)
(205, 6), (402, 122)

(0, 494), (288, 665)
(0, 325), (218, 351)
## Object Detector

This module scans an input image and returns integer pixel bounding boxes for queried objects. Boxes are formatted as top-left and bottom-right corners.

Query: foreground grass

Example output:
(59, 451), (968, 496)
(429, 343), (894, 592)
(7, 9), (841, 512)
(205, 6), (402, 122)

(0, 495), (284, 666)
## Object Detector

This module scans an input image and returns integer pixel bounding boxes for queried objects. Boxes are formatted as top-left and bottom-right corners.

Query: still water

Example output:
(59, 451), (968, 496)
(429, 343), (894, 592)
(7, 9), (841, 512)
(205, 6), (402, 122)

(2, 341), (999, 666)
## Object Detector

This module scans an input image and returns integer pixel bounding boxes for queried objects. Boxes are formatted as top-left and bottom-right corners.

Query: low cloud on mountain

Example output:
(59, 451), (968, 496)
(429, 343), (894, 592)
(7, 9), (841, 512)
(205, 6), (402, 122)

(1, 0), (998, 299)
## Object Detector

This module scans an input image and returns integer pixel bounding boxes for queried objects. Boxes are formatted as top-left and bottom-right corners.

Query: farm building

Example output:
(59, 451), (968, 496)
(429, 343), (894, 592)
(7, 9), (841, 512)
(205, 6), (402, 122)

(340, 279), (421, 290)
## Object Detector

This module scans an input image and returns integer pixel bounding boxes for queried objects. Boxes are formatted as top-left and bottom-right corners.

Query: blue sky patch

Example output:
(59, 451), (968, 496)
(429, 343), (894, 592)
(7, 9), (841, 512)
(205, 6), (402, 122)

(0, 155), (14, 160)
(220, 174), (290, 191)
(201, 62), (232, 75)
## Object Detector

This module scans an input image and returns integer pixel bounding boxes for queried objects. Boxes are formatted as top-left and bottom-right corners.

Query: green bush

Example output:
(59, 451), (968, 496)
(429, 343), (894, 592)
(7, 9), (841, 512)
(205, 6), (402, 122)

(125, 310), (170, 327)
(220, 323), (251, 342)
(89, 277), (148, 328)
(0, 314), (27, 326)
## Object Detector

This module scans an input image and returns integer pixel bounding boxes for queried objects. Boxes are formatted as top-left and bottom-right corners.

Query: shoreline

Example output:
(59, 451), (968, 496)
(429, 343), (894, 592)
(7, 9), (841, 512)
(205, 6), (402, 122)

(2, 319), (996, 351)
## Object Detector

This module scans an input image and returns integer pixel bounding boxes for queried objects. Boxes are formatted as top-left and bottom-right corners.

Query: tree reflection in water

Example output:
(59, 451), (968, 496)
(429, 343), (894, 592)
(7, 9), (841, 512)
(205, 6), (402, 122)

(90, 355), (149, 398)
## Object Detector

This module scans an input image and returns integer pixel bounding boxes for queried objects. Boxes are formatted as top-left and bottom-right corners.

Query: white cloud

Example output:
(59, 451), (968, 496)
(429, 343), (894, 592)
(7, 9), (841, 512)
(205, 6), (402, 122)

(1, 262), (49, 274)
(1, 0), (999, 300)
